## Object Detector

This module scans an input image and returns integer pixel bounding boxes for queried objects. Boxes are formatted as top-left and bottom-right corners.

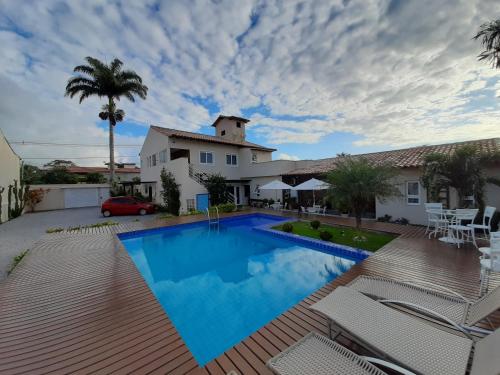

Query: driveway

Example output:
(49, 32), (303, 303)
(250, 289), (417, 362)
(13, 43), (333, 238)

(0, 207), (158, 280)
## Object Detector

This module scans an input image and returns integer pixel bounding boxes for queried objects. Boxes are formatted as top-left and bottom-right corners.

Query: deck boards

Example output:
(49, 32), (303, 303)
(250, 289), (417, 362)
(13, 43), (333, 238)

(0, 210), (498, 374)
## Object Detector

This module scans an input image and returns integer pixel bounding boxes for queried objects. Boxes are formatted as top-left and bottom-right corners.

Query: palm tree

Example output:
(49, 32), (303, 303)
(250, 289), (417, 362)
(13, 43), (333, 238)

(326, 157), (399, 229)
(65, 57), (148, 183)
(474, 19), (500, 68)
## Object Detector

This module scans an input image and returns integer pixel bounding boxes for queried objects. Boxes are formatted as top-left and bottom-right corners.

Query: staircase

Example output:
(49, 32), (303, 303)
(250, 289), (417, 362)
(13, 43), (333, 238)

(188, 163), (208, 185)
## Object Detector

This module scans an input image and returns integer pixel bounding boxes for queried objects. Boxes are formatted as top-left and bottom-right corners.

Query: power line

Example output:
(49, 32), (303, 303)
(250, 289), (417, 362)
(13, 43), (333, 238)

(9, 141), (142, 147)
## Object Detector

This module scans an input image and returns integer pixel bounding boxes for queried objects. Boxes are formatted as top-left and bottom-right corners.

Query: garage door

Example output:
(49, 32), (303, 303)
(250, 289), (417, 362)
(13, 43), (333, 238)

(64, 188), (99, 208)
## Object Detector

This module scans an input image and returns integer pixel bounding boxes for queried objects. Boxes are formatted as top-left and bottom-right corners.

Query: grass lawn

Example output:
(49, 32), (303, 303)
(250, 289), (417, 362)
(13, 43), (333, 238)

(272, 221), (397, 252)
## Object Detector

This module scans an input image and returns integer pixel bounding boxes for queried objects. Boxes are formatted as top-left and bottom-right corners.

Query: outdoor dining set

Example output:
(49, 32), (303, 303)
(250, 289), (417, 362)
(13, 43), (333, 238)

(425, 203), (499, 294)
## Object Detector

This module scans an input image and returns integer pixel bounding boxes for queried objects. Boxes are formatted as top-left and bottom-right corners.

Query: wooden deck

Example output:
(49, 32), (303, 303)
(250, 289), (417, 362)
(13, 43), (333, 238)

(0, 210), (498, 374)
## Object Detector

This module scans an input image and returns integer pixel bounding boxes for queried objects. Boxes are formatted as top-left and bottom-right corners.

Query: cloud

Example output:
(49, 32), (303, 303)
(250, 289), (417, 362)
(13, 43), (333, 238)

(277, 153), (300, 161)
(1, 0), (500, 164)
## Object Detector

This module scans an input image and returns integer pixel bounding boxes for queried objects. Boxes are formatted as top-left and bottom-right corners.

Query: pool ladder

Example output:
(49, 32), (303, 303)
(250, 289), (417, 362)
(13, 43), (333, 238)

(206, 207), (220, 226)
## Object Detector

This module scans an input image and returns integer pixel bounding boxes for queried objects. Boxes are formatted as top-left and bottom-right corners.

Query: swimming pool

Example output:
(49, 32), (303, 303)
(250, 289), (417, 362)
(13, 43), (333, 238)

(119, 214), (366, 366)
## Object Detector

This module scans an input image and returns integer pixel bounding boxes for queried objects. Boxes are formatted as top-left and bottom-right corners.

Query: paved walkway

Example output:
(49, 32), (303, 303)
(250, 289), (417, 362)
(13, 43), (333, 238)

(0, 209), (498, 374)
(0, 207), (158, 280)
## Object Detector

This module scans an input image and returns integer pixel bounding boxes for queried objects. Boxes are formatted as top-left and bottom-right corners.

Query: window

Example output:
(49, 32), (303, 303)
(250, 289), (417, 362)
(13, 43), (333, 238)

(406, 181), (420, 205)
(147, 156), (151, 167)
(200, 151), (214, 165)
(226, 154), (238, 166)
(152, 154), (157, 166)
(251, 153), (257, 163)
(159, 149), (167, 163)
(236, 122), (241, 128)
(221, 130), (226, 136)
(186, 199), (195, 211)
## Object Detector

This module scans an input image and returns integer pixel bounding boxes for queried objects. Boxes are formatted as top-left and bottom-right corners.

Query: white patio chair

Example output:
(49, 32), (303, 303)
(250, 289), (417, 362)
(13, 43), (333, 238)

(448, 209), (479, 248)
(320, 206), (327, 216)
(480, 245), (500, 295)
(468, 206), (496, 242)
(424, 203), (447, 238)
(300, 206), (308, 214)
(479, 231), (500, 257)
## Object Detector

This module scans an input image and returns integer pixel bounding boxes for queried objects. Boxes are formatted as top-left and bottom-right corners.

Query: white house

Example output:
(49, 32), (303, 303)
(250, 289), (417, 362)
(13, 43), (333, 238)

(282, 138), (500, 225)
(140, 115), (307, 212)
(140, 115), (500, 223)
(0, 129), (21, 222)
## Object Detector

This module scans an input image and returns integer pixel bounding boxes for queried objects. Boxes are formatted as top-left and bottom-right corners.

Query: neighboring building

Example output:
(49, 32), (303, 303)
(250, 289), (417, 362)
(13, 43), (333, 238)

(0, 129), (21, 222)
(66, 165), (140, 183)
(282, 138), (500, 225)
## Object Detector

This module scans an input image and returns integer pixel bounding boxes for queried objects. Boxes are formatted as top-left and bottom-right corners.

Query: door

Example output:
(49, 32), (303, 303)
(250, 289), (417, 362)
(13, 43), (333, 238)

(148, 186), (153, 202)
(64, 188), (98, 208)
(196, 194), (209, 211)
(234, 186), (240, 205)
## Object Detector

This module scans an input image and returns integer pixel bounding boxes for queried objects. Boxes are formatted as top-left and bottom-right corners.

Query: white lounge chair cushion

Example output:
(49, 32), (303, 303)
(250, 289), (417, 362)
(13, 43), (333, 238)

(310, 287), (472, 375)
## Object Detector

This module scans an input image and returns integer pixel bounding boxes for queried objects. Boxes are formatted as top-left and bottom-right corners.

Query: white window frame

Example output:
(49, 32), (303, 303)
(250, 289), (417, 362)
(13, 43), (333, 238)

(251, 153), (257, 163)
(199, 151), (214, 165)
(159, 149), (167, 163)
(406, 181), (420, 205)
(152, 153), (157, 166)
(226, 153), (238, 167)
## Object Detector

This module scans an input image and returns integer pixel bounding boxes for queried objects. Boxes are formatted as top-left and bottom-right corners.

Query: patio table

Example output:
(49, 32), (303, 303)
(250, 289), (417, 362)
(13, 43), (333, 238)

(271, 203), (283, 210)
(437, 209), (464, 246)
(307, 206), (319, 213)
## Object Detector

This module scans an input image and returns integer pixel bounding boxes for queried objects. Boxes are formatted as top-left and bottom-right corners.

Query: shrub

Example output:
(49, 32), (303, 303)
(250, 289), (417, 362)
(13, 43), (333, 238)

(8, 250), (28, 275)
(319, 230), (332, 241)
(377, 214), (392, 222)
(282, 223), (293, 232)
(216, 202), (236, 213)
(203, 174), (229, 205)
(310, 220), (320, 230)
(160, 168), (180, 216)
(46, 227), (64, 233)
(27, 188), (46, 212)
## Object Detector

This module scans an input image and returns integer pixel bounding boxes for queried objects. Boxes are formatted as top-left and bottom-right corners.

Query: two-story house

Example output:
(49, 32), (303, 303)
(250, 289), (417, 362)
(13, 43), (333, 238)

(140, 115), (301, 212)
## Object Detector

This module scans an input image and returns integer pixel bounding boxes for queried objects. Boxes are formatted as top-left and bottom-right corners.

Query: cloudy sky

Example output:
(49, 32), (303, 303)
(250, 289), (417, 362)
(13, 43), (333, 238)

(1, 0), (499, 166)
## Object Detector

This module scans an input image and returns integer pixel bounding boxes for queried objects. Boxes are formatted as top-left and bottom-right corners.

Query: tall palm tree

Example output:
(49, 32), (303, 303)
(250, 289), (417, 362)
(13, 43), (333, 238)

(65, 57), (148, 183)
(474, 19), (500, 68)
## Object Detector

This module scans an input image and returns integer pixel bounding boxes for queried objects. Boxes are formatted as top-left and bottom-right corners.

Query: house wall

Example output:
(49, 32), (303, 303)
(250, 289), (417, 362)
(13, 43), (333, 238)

(214, 117), (245, 142)
(0, 131), (21, 222)
(376, 166), (500, 226)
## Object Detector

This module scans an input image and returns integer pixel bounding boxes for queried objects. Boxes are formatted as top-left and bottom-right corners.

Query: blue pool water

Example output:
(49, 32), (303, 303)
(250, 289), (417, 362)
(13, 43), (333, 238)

(119, 214), (362, 366)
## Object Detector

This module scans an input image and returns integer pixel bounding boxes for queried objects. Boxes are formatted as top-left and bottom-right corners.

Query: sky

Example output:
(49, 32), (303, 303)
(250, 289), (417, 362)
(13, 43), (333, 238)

(1, 0), (500, 166)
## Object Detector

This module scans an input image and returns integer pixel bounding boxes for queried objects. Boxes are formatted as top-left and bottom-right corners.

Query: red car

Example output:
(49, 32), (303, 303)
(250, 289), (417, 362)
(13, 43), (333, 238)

(101, 196), (155, 217)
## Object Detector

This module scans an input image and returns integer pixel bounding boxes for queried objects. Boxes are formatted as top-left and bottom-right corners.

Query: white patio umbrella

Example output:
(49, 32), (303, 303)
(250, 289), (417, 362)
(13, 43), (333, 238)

(292, 178), (331, 206)
(259, 180), (293, 202)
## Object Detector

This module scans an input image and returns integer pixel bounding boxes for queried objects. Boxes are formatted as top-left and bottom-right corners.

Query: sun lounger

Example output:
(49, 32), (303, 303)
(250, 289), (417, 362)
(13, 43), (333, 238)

(310, 286), (479, 375)
(347, 275), (499, 334)
(267, 331), (413, 375)
(267, 327), (500, 375)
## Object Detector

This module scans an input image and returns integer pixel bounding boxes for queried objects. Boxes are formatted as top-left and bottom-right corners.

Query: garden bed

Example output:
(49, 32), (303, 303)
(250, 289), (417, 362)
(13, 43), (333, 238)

(272, 220), (396, 252)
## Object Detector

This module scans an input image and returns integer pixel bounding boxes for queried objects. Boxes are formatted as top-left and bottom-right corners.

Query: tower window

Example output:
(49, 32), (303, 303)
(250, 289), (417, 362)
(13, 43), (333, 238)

(236, 122), (241, 128)
(221, 130), (226, 136)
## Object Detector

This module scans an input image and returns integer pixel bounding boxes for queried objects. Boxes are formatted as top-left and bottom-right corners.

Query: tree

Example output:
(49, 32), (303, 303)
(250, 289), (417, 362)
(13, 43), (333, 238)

(326, 157), (399, 229)
(22, 164), (43, 185)
(160, 168), (180, 216)
(474, 19), (500, 69)
(41, 167), (78, 184)
(43, 160), (75, 168)
(202, 174), (229, 205)
(65, 57), (148, 183)
(421, 145), (496, 209)
(85, 172), (106, 184)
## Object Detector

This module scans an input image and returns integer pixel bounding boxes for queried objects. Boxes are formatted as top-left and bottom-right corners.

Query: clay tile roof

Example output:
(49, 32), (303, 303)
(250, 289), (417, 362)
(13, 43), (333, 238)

(211, 115), (250, 127)
(67, 166), (140, 174)
(284, 138), (500, 176)
(151, 125), (276, 152)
